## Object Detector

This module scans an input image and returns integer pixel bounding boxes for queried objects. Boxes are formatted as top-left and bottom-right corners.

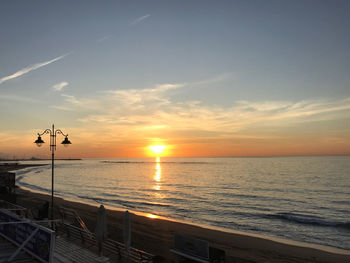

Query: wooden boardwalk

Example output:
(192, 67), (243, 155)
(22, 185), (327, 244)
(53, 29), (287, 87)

(54, 236), (103, 263)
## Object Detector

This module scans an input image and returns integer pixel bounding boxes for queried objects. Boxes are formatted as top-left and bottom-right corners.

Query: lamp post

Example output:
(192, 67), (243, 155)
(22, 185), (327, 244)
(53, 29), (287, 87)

(34, 124), (71, 221)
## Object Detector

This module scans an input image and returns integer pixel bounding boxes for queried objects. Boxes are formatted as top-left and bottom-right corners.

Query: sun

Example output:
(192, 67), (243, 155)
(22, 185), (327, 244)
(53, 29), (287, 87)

(149, 145), (166, 156)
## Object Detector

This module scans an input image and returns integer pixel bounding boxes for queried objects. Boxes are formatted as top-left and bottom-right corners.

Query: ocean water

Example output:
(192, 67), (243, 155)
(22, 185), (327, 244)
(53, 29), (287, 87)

(16, 156), (350, 250)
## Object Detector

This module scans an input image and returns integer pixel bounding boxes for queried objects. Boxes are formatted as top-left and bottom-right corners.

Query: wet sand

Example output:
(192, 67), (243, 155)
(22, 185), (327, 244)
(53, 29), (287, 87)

(13, 186), (350, 263)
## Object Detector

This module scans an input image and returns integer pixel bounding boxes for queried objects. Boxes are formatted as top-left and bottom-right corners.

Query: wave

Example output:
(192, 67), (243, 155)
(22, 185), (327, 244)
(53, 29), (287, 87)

(267, 212), (350, 230)
(15, 166), (50, 188)
(18, 181), (50, 194)
(15, 166), (46, 177)
(214, 192), (307, 205)
(331, 200), (350, 205)
(75, 194), (172, 209)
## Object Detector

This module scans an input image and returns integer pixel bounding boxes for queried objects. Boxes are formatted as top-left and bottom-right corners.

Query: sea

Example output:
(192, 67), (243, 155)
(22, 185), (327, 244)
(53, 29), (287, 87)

(15, 156), (350, 250)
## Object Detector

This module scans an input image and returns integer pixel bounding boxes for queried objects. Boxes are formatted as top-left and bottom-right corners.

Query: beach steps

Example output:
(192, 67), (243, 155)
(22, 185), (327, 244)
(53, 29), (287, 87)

(59, 206), (92, 237)
(56, 222), (154, 263)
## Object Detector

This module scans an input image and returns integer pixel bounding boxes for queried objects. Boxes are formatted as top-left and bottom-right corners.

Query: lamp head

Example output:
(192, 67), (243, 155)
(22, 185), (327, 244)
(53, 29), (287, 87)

(61, 136), (71, 147)
(34, 135), (45, 147)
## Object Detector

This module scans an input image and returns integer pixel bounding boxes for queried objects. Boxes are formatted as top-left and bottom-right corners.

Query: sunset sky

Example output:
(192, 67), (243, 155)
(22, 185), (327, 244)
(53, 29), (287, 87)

(0, 0), (350, 158)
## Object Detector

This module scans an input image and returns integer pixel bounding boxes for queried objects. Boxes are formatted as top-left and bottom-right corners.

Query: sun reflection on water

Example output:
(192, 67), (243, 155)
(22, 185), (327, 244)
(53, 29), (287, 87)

(155, 163), (161, 182)
(146, 213), (159, 219)
(153, 157), (162, 195)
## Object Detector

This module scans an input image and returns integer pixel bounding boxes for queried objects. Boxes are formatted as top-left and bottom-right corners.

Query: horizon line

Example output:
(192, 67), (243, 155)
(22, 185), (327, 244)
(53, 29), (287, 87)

(1, 153), (349, 161)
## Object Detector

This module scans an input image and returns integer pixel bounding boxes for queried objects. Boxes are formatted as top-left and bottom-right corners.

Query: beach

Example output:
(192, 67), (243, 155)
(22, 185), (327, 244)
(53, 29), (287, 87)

(14, 186), (350, 263)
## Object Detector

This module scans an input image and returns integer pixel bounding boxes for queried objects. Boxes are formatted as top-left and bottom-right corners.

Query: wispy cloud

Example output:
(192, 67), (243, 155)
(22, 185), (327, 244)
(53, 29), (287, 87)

(0, 94), (41, 103)
(53, 78), (350, 143)
(130, 14), (151, 25)
(0, 54), (68, 85)
(189, 73), (233, 87)
(47, 77), (350, 156)
(53, 93), (98, 111)
(52, 81), (68, 91)
(97, 35), (112, 43)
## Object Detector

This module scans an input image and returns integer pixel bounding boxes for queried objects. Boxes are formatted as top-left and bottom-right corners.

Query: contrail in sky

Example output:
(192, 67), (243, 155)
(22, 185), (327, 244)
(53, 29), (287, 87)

(97, 15), (151, 43)
(0, 54), (68, 85)
(130, 14), (151, 25)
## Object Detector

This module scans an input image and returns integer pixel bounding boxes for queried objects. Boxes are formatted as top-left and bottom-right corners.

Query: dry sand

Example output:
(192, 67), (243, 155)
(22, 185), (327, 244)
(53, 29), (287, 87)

(13, 187), (350, 263)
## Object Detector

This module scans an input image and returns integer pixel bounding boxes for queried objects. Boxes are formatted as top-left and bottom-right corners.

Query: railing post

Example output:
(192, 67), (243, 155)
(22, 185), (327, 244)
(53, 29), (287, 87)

(80, 229), (85, 244)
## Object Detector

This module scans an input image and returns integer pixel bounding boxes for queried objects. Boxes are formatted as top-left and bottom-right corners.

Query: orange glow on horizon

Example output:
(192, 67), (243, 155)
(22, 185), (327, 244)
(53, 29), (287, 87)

(2, 132), (350, 159)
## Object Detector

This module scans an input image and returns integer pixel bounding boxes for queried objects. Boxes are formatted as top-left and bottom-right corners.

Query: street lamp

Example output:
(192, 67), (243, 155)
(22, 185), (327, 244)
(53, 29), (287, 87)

(34, 124), (71, 221)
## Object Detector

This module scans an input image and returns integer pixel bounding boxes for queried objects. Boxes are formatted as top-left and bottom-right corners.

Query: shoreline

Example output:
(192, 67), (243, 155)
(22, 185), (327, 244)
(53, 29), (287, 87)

(14, 186), (350, 263)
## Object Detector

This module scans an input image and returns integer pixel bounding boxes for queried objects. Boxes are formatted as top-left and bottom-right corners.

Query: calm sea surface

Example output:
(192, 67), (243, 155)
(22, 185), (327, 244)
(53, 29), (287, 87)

(16, 156), (350, 250)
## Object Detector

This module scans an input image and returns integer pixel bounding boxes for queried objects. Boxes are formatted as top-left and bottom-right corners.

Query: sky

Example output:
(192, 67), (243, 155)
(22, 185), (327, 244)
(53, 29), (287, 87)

(0, 0), (350, 158)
